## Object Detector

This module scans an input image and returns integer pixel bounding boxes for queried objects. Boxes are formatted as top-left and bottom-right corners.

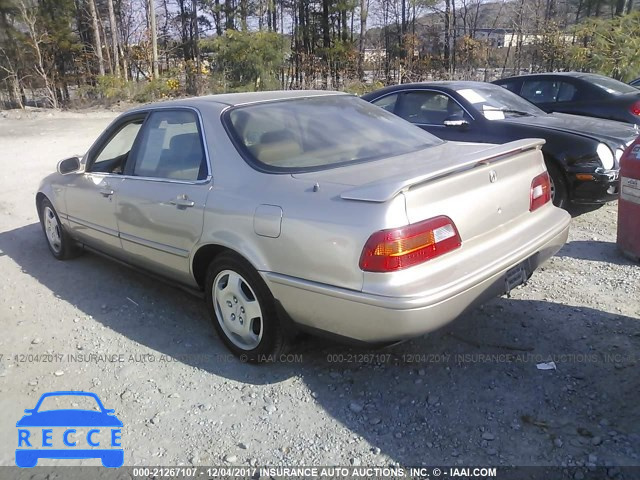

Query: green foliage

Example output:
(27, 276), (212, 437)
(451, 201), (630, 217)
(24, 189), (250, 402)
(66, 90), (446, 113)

(132, 77), (179, 102)
(343, 80), (385, 95)
(75, 75), (181, 105)
(203, 30), (287, 91)
(455, 36), (488, 70)
(572, 11), (640, 81)
(96, 75), (127, 99)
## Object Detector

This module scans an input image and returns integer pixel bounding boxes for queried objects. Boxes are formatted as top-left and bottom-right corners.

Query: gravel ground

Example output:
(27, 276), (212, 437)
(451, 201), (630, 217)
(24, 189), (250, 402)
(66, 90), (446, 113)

(0, 109), (638, 476)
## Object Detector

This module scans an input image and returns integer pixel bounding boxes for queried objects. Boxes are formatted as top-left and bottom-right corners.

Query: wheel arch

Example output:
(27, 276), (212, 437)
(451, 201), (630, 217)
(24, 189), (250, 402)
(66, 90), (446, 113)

(192, 243), (266, 291)
(540, 150), (570, 185)
(35, 192), (47, 221)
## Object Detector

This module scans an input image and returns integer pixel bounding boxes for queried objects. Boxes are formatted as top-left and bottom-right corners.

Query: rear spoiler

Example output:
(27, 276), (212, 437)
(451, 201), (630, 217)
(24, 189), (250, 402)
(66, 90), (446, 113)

(340, 138), (545, 203)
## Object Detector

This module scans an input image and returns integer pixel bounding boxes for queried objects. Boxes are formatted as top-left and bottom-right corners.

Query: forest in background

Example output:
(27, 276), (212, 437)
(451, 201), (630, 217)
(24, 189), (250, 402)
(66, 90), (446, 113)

(0, 0), (639, 108)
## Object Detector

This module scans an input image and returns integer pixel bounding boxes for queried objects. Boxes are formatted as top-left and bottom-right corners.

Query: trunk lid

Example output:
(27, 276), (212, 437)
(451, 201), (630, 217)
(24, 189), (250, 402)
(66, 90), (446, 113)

(294, 138), (548, 243)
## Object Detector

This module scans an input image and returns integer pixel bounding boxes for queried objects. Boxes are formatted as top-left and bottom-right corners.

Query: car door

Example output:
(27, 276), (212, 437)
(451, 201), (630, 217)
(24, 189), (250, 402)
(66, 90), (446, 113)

(116, 108), (211, 285)
(64, 114), (146, 255)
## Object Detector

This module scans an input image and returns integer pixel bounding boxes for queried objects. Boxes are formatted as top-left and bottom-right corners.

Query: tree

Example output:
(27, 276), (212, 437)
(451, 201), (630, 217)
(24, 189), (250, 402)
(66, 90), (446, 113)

(572, 10), (640, 80)
(149, 0), (158, 77)
(17, 0), (58, 106)
(205, 30), (286, 90)
(358, 0), (369, 79)
(107, 0), (121, 77)
(86, 0), (105, 76)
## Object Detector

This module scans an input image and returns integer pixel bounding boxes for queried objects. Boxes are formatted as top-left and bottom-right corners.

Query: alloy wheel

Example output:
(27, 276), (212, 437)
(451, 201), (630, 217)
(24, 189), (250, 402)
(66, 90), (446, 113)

(212, 270), (264, 350)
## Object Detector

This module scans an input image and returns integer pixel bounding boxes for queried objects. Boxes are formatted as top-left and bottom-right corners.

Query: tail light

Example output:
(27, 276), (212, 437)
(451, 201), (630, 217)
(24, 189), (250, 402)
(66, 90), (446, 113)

(530, 171), (551, 212)
(359, 216), (461, 272)
(631, 101), (640, 117)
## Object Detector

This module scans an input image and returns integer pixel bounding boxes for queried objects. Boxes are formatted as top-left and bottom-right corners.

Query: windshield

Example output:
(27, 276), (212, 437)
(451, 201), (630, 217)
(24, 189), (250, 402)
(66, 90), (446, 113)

(226, 95), (443, 172)
(37, 395), (102, 412)
(588, 74), (638, 95)
(456, 85), (544, 119)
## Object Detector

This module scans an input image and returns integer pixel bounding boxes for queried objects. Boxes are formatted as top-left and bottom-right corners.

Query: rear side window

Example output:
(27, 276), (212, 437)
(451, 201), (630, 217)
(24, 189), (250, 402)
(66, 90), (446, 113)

(556, 82), (578, 102)
(521, 80), (560, 103)
(521, 79), (578, 103)
(226, 95), (442, 172)
(131, 110), (207, 181)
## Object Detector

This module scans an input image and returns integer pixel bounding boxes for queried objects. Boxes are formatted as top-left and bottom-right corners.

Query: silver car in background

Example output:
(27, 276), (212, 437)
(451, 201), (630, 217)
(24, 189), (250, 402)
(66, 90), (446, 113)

(37, 91), (571, 362)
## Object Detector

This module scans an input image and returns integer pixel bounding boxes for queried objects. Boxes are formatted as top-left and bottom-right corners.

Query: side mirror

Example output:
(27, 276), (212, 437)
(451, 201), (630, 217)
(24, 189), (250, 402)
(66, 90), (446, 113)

(443, 118), (469, 128)
(57, 156), (81, 175)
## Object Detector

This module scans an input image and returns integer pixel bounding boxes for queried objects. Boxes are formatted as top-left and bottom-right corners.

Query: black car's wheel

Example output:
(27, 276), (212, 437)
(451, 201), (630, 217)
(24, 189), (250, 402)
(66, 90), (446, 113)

(205, 252), (286, 363)
(39, 198), (81, 260)
(545, 161), (568, 209)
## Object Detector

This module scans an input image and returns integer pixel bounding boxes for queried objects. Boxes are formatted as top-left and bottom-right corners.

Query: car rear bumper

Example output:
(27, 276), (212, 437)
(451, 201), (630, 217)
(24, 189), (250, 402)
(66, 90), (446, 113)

(263, 208), (570, 343)
(570, 168), (620, 204)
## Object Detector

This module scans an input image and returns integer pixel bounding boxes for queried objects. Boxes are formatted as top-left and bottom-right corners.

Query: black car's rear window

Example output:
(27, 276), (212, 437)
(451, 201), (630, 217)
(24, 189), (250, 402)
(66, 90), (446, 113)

(588, 75), (638, 95)
(224, 95), (443, 172)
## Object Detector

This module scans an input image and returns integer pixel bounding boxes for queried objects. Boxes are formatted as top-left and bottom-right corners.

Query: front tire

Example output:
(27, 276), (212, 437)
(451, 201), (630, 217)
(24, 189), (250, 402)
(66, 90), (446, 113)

(205, 252), (285, 363)
(39, 198), (81, 260)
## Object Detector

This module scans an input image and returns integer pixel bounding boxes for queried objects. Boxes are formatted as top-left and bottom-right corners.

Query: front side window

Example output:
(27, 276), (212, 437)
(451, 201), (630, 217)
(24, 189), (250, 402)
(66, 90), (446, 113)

(90, 120), (144, 173)
(371, 93), (399, 113)
(226, 95), (442, 172)
(396, 91), (468, 125)
(497, 79), (520, 93)
(131, 110), (206, 181)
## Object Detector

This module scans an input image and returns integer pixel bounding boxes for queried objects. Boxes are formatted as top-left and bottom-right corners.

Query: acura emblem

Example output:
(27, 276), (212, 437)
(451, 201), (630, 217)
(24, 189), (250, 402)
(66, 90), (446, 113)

(489, 170), (498, 183)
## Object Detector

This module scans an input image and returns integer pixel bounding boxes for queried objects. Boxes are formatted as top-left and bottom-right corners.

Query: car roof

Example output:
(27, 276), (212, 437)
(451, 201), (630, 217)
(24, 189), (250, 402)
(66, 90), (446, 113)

(34, 391), (104, 407)
(399, 81), (490, 88)
(496, 71), (613, 81)
(136, 90), (349, 110)
(365, 81), (502, 95)
(37, 390), (99, 399)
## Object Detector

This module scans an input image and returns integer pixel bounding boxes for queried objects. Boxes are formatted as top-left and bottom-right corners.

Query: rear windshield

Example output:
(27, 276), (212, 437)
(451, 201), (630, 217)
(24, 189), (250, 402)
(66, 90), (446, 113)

(225, 95), (443, 172)
(588, 75), (638, 95)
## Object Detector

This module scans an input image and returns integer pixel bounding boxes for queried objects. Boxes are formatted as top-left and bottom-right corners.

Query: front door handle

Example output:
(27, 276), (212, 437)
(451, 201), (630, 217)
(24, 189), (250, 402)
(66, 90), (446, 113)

(99, 187), (114, 197)
(169, 195), (195, 208)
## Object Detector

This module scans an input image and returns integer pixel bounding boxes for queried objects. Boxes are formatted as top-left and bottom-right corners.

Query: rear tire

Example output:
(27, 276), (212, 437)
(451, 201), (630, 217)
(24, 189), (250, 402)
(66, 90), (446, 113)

(205, 252), (286, 363)
(39, 198), (81, 260)
(545, 161), (568, 209)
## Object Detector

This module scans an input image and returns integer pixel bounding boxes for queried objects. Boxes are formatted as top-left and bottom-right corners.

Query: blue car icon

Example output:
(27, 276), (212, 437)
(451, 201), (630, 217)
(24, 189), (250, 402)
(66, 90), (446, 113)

(16, 391), (123, 468)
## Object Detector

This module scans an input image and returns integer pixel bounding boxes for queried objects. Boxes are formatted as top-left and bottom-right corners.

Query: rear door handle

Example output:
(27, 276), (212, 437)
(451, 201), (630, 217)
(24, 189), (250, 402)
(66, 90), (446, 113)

(99, 187), (114, 197)
(170, 195), (195, 208)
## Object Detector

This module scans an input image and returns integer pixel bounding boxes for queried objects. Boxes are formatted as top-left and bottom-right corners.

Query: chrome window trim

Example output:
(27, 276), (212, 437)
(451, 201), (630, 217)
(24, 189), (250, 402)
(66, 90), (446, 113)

(86, 105), (212, 185)
(370, 88), (476, 123)
(84, 171), (212, 186)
